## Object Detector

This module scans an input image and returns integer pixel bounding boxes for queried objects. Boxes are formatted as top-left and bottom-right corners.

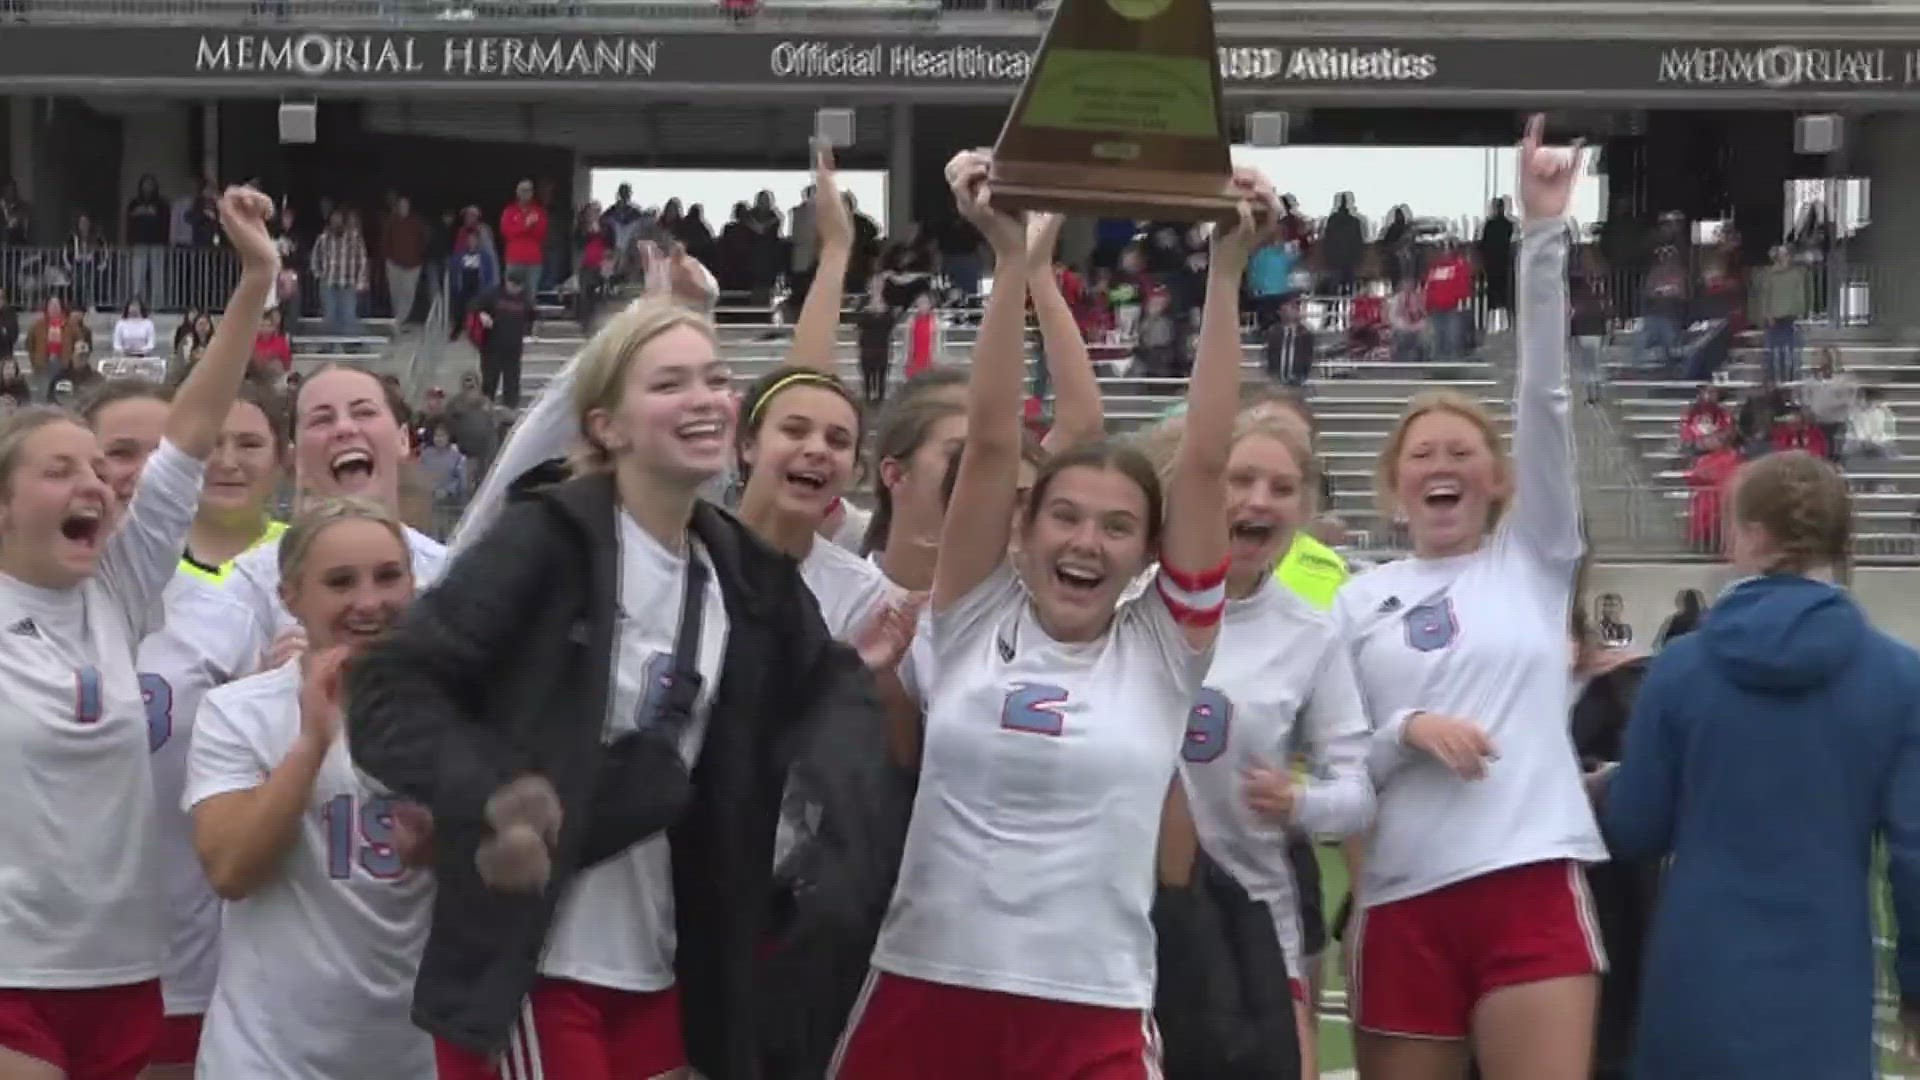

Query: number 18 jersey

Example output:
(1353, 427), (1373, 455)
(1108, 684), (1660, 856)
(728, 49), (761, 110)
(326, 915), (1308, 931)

(872, 562), (1213, 1010)
(185, 662), (435, 1080)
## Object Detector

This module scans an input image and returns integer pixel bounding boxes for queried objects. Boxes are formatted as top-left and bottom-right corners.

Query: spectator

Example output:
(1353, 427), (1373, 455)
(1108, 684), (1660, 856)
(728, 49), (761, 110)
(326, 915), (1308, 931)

(0, 286), (15, 363)
(1133, 286), (1182, 380)
(1686, 431), (1741, 553)
(1735, 383), (1786, 456)
(310, 209), (367, 347)
(0, 356), (26, 406)
(443, 369), (499, 477)
(411, 384), (447, 451)
(879, 226), (936, 312)
(63, 212), (108, 312)
(499, 178), (548, 295)
(416, 420), (469, 538)
(1387, 278), (1427, 363)
(447, 207), (498, 339)
(1799, 346), (1855, 460)
(1276, 193), (1313, 254)
(678, 202), (716, 270)
(271, 203), (307, 326)
(1110, 246), (1148, 339)
(471, 274), (532, 409)
(1477, 196), (1516, 331)
(786, 182), (818, 321)
(1771, 408), (1829, 457)
(1319, 192), (1365, 295)
(746, 189), (784, 301)
(171, 310), (215, 383)
(1638, 245), (1690, 368)
(1678, 384), (1733, 458)
(1595, 592), (1633, 647)
(125, 173), (169, 306)
(599, 182), (645, 263)
(25, 294), (90, 402)
(384, 194), (428, 326)
(1379, 203), (1414, 287)
(1569, 243), (1613, 404)
(854, 278), (896, 406)
(903, 291), (942, 380)
(1246, 235), (1298, 330)
(0, 180), (29, 243)
(572, 201), (611, 331)
(1421, 240), (1473, 361)
(250, 306), (293, 383)
(935, 214), (982, 299)
(185, 180), (221, 249)
(1654, 589), (1706, 649)
(1346, 282), (1386, 356)
(1846, 386), (1899, 469)
(1750, 243), (1816, 384)
(111, 298), (156, 356)
(1261, 294), (1314, 387)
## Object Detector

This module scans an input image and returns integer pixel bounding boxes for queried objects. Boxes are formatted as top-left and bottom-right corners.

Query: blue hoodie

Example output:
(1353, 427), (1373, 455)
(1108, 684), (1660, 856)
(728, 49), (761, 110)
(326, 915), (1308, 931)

(1604, 574), (1920, 1080)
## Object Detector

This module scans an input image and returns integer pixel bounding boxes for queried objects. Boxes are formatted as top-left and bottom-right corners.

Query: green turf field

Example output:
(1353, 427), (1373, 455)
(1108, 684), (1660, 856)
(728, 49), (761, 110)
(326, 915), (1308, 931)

(1311, 844), (1917, 1077)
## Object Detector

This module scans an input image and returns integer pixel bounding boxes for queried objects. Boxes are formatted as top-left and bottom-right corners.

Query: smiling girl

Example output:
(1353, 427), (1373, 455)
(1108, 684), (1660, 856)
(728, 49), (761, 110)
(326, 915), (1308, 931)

(828, 151), (1272, 1080)
(1333, 116), (1603, 1080)
(0, 187), (275, 1080)
(81, 379), (289, 1078)
(184, 498), (432, 1080)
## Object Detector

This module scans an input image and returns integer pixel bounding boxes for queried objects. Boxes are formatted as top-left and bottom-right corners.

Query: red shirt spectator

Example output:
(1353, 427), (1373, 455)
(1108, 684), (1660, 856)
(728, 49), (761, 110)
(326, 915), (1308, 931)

(251, 325), (292, 375)
(1687, 440), (1741, 551)
(500, 180), (548, 269)
(1423, 250), (1474, 313)
(1679, 388), (1733, 453)
(905, 300), (938, 378)
(1771, 413), (1829, 457)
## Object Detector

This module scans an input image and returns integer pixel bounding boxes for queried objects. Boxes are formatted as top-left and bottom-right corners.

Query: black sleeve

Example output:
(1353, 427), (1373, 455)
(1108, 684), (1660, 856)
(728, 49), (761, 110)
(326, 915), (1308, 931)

(1153, 857), (1300, 1080)
(346, 500), (560, 832)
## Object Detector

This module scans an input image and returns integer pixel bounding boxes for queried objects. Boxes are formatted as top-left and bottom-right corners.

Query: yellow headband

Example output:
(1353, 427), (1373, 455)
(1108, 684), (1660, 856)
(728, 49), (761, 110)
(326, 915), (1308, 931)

(748, 370), (842, 428)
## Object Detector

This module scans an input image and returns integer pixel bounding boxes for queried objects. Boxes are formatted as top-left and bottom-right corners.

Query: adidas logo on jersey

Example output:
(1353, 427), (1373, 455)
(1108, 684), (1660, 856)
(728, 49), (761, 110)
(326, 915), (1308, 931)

(7, 617), (39, 638)
(1377, 596), (1402, 614)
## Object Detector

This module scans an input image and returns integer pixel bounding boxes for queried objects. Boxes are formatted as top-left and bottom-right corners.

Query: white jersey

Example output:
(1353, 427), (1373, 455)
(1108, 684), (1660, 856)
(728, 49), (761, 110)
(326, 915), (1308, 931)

(1334, 218), (1605, 910)
(872, 561), (1212, 1009)
(140, 553), (271, 1016)
(224, 526), (446, 671)
(0, 439), (202, 988)
(185, 662), (435, 1079)
(1178, 578), (1374, 974)
(540, 512), (728, 992)
(801, 536), (897, 640)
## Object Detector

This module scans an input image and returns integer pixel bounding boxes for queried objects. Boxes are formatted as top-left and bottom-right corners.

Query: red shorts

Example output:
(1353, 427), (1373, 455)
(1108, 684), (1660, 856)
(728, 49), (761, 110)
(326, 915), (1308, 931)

(434, 979), (684, 1080)
(150, 1014), (204, 1066)
(1349, 859), (1605, 1039)
(0, 980), (162, 1080)
(829, 971), (1159, 1080)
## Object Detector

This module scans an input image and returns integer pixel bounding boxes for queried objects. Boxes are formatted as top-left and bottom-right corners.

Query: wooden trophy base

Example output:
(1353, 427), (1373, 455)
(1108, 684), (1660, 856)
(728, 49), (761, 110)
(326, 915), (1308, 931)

(989, 175), (1239, 225)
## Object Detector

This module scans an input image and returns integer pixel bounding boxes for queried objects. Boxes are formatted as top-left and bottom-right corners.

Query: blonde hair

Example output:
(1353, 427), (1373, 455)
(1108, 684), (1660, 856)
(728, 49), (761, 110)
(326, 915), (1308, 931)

(277, 496), (411, 587)
(568, 297), (719, 472)
(0, 407), (85, 502)
(1731, 450), (1851, 575)
(1375, 390), (1511, 522)
(1131, 408), (1319, 517)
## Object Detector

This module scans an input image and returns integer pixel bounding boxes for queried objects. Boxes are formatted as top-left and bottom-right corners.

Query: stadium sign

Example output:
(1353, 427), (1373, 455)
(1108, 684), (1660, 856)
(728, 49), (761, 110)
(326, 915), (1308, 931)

(8, 27), (1920, 99)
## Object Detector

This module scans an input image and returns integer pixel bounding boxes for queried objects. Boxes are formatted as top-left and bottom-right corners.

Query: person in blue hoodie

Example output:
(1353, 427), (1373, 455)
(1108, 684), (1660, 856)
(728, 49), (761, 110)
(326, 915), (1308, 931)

(1596, 449), (1920, 1080)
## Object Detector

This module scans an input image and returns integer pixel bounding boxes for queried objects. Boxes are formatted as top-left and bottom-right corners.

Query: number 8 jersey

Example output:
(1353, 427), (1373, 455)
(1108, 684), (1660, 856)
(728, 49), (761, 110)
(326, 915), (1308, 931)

(184, 661), (435, 1080)
(871, 561), (1213, 1009)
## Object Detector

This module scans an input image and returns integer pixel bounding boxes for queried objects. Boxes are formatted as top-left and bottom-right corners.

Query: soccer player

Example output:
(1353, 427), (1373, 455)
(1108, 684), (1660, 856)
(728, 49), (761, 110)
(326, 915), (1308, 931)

(184, 498), (431, 1079)
(1334, 116), (1603, 1080)
(0, 186), (275, 1080)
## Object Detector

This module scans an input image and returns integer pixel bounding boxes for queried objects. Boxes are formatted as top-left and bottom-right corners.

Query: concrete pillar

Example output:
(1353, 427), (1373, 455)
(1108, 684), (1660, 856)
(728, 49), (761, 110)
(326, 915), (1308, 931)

(888, 104), (912, 237)
(202, 100), (221, 181)
(1857, 112), (1920, 341)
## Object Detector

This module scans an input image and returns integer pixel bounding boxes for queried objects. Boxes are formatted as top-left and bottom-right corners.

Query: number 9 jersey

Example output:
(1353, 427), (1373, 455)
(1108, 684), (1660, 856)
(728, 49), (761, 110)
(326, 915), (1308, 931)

(183, 661), (435, 1079)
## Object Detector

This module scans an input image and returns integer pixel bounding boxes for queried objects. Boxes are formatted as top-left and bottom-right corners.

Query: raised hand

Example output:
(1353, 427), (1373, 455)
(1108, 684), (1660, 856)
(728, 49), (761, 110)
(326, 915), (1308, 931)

(218, 186), (281, 274)
(1025, 212), (1066, 276)
(944, 148), (1026, 257)
(1209, 166), (1281, 276)
(855, 592), (928, 673)
(812, 139), (853, 251)
(1517, 113), (1584, 221)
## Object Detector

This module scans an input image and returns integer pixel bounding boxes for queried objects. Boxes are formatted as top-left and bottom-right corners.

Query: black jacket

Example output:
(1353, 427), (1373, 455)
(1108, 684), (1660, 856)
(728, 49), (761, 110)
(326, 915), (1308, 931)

(346, 471), (889, 1080)
(1153, 853), (1300, 1080)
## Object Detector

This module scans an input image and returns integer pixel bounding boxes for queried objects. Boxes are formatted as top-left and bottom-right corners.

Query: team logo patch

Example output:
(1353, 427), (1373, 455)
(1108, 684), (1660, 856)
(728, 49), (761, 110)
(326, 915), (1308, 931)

(1403, 598), (1459, 652)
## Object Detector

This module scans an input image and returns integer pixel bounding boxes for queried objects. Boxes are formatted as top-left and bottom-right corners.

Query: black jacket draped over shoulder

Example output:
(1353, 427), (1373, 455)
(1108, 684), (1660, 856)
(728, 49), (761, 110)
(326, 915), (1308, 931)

(345, 470), (892, 1080)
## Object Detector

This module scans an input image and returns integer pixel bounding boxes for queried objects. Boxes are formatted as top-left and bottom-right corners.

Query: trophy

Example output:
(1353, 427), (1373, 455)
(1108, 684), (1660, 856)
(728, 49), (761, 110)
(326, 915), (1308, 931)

(990, 0), (1235, 224)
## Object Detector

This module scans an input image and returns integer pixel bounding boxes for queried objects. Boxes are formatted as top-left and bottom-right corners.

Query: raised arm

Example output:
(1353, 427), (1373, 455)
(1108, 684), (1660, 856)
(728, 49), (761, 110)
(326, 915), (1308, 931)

(931, 151), (1032, 613)
(786, 142), (854, 376)
(1506, 114), (1584, 565)
(1027, 213), (1104, 452)
(1157, 172), (1276, 651)
(168, 188), (279, 460)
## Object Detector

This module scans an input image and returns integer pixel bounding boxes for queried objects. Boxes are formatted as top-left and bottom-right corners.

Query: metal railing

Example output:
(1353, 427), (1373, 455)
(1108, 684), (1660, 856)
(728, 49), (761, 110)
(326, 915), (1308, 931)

(0, 243), (247, 317)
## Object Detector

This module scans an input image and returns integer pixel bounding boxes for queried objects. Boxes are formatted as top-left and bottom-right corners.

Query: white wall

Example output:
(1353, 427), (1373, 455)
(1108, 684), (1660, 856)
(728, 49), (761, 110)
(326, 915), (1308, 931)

(1587, 562), (1920, 648)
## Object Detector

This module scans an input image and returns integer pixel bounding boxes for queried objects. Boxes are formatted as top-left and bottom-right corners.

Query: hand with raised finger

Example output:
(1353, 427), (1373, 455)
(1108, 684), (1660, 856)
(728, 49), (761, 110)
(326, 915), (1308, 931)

(1517, 112), (1585, 221)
